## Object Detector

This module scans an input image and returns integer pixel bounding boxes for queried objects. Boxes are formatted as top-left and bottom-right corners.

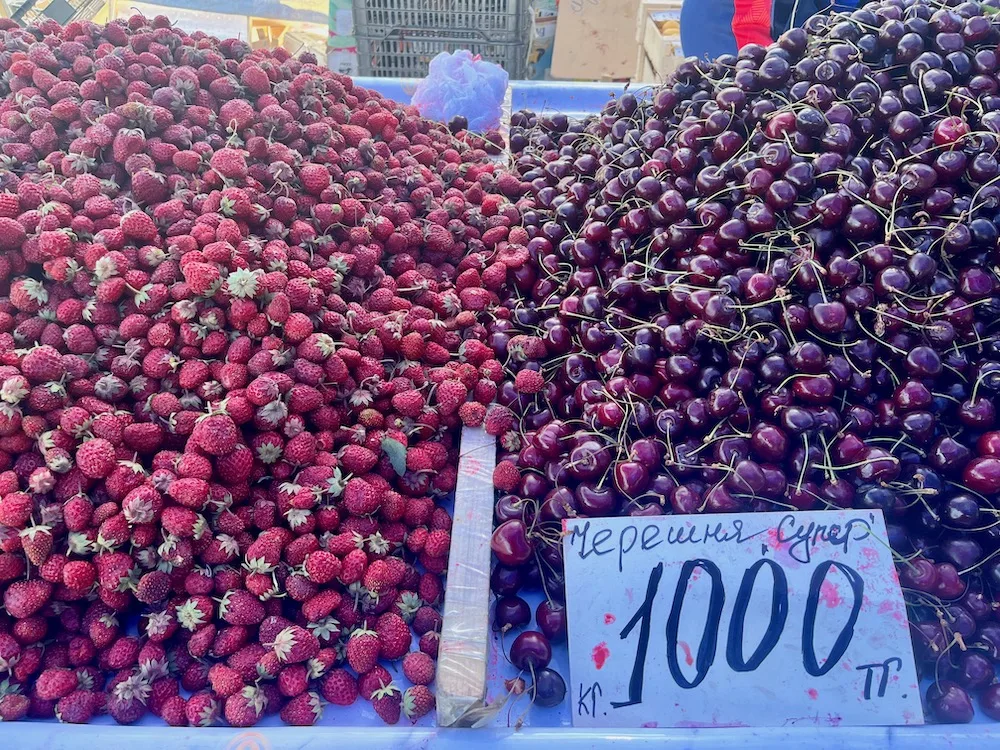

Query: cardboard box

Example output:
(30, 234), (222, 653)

(550, 0), (641, 80)
(635, 0), (682, 44)
(641, 8), (683, 77)
(641, 53), (657, 83)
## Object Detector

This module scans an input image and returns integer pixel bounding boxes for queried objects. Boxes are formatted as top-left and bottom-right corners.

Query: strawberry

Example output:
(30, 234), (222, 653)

(402, 651), (436, 686)
(55, 690), (98, 724)
(418, 631), (440, 658)
(107, 674), (150, 725)
(458, 401), (486, 427)
(135, 571), (171, 604)
(161, 506), (204, 538)
(175, 595), (213, 631)
(345, 626), (380, 674)
(321, 669), (358, 706)
(492, 461), (521, 493)
(0, 692), (29, 722)
(514, 368), (545, 394)
(371, 682), (401, 725)
(340, 548), (368, 584)
(357, 665), (393, 700)
(343, 477), (379, 516)
(3, 579), (52, 618)
(208, 664), (244, 698)
(304, 550), (341, 584)
(269, 625), (320, 664)
(75, 438), (117, 479)
(391, 390), (425, 417)
(224, 686), (266, 727)
(339, 445), (378, 474)
(399, 684), (434, 725)
(160, 695), (188, 726)
(280, 691), (323, 726)
(120, 210), (157, 242)
(376, 612), (412, 660)
(190, 412), (240, 455)
(185, 690), (219, 727)
(435, 379), (467, 414)
(209, 149), (248, 181)
(218, 590), (265, 626)
(0, 492), (33, 528)
(20, 345), (64, 383)
(182, 262), (222, 296)
(277, 664), (309, 697)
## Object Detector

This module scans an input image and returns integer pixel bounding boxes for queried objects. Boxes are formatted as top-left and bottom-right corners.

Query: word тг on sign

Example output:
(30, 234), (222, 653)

(561, 510), (922, 728)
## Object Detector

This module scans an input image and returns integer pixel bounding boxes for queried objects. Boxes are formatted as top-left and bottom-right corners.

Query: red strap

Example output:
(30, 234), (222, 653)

(732, 0), (774, 48)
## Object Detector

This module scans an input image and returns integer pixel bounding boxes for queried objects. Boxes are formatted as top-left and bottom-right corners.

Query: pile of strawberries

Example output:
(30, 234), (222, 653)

(0, 12), (522, 727)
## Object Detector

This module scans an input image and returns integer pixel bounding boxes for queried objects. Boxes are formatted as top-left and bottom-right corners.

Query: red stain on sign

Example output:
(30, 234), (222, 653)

(808, 688), (819, 700)
(819, 580), (842, 608)
(592, 642), (610, 669)
(604, 613), (616, 625)
(678, 641), (694, 667)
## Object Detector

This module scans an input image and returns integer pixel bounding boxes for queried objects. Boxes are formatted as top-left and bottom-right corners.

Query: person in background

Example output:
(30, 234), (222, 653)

(680, 0), (860, 61)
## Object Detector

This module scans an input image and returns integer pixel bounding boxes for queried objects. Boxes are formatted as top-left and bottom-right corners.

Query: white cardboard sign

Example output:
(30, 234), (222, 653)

(562, 510), (922, 728)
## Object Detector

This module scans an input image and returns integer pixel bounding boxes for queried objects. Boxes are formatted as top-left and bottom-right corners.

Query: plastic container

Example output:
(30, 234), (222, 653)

(353, 0), (531, 78)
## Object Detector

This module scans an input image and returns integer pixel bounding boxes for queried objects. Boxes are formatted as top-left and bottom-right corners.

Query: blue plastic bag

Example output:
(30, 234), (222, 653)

(411, 50), (508, 132)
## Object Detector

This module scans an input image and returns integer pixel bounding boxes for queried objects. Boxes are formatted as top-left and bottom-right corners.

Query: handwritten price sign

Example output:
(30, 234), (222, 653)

(562, 510), (922, 728)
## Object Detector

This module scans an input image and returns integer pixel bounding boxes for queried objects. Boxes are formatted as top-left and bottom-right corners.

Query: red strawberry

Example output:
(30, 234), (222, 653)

(340, 548), (368, 584)
(418, 631), (440, 658)
(3, 579), (52, 618)
(20, 345), (64, 382)
(435, 379), (467, 414)
(190, 412), (239, 455)
(55, 690), (98, 724)
(208, 664), (244, 698)
(492, 461), (520, 492)
(120, 210), (157, 242)
(185, 691), (219, 727)
(321, 669), (358, 706)
(182, 262), (222, 296)
(402, 685), (435, 722)
(218, 590), (266, 626)
(376, 612), (412, 660)
(371, 682), (401, 725)
(514, 369), (545, 394)
(224, 686), (266, 727)
(34, 668), (80, 700)
(135, 571), (171, 604)
(0, 492), (32, 528)
(107, 674), (150, 725)
(339, 445), (378, 474)
(345, 626), (380, 673)
(210, 149), (248, 181)
(402, 651), (436, 685)
(0, 692), (29, 722)
(279, 691), (323, 726)
(458, 401), (486, 426)
(304, 550), (341, 584)
(75, 438), (116, 478)
(343, 477), (379, 516)
(160, 695), (188, 727)
(60, 560), (97, 593)
(269, 625), (320, 664)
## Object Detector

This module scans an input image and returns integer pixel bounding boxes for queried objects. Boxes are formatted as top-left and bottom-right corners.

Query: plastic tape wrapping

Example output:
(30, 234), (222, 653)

(436, 426), (496, 727)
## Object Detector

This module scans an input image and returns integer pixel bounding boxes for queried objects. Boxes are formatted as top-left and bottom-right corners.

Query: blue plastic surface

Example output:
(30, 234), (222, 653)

(354, 78), (640, 121)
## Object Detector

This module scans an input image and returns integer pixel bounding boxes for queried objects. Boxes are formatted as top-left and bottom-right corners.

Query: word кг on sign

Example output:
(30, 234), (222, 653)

(561, 510), (922, 728)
